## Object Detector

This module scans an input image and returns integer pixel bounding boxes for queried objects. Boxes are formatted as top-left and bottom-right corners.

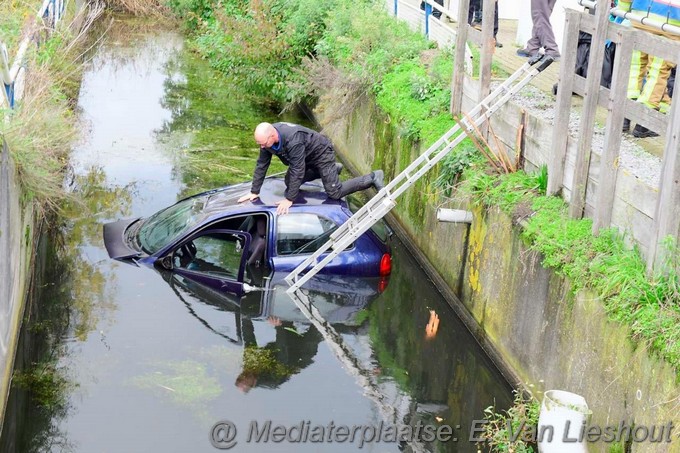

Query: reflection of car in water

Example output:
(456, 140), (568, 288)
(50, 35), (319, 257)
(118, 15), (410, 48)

(103, 177), (392, 295)
(162, 268), (388, 391)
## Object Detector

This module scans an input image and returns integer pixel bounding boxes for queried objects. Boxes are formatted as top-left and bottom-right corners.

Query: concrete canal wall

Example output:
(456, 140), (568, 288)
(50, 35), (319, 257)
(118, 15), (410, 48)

(0, 140), (34, 431)
(318, 96), (680, 452)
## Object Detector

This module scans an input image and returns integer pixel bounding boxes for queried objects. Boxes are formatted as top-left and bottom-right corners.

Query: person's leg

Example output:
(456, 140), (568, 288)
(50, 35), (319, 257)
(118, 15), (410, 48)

(300, 166), (320, 183)
(433, 0), (443, 19)
(633, 56), (672, 137)
(468, 0), (481, 24)
(637, 56), (673, 110)
(627, 50), (646, 100)
(521, 0), (543, 53)
(535, 0), (559, 56)
(318, 162), (374, 199)
(493, 0), (499, 38)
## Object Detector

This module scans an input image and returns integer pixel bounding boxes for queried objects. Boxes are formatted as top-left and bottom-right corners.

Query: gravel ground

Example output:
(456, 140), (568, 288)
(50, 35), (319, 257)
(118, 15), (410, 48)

(500, 82), (663, 187)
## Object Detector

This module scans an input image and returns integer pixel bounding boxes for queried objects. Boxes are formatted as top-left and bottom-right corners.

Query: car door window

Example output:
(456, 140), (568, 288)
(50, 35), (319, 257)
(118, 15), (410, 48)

(174, 233), (246, 280)
(277, 213), (338, 255)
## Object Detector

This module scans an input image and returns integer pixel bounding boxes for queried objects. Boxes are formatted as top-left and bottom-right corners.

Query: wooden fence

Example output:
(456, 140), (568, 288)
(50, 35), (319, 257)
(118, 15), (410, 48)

(547, 5), (680, 271)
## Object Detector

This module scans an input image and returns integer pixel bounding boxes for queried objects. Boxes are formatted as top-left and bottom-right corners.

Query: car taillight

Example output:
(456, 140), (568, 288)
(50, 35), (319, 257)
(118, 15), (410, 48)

(379, 253), (391, 276)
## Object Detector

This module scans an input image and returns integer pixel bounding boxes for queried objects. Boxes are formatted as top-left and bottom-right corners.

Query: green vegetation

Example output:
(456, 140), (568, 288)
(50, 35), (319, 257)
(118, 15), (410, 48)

(157, 48), (296, 196)
(466, 42), (510, 79)
(480, 390), (540, 453)
(375, 58), (452, 144)
(105, 0), (168, 16)
(13, 363), (72, 410)
(130, 360), (222, 406)
(0, 3), (88, 215)
(242, 346), (294, 380)
(0, 1), (40, 53)
(168, 0), (441, 119)
(434, 135), (484, 196)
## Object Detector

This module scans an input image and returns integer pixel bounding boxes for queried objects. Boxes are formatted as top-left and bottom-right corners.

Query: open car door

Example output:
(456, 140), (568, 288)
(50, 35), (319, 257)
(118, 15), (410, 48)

(167, 229), (251, 295)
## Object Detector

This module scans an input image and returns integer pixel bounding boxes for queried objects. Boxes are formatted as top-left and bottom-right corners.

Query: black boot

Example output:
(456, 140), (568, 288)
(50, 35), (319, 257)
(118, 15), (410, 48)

(329, 173), (374, 199)
(632, 124), (659, 138)
(622, 118), (630, 132)
(372, 170), (385, 191)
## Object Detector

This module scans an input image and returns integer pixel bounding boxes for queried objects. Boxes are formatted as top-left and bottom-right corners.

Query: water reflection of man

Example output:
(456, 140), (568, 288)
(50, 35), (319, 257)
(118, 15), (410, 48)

(425, 310), (440, 340)
(235, 316), (323, 393)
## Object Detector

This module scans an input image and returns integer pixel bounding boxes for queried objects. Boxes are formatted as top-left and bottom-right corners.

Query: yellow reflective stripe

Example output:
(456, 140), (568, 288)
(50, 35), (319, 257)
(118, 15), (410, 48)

(627, 50), (644, 99)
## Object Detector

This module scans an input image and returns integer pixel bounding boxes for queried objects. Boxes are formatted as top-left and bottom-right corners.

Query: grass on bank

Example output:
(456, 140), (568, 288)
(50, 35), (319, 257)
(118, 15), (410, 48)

(104, 0), (168, 16)
(0, 1), (42, 53)
(1, 2), (100, 214)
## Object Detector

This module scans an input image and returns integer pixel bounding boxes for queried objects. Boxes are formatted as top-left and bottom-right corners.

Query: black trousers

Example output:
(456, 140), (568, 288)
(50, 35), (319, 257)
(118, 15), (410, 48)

(284, 150), (373, 200)
(468, 0), (499, 38)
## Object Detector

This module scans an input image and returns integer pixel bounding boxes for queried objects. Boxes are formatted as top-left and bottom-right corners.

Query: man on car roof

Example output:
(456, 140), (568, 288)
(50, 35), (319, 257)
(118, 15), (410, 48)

(238, 122), (385, 215)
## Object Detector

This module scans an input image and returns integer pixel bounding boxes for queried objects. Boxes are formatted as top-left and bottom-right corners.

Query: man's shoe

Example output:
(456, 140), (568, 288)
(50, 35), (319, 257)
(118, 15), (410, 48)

(495, 41), (503, 48)
(335, 162), (344, 176)
(516, 48), (535, 58)
(372, 170), (385, 191)
(544, 52), (561, 62)
(622, 118), (631, 132)
(632, 124), (659, 138)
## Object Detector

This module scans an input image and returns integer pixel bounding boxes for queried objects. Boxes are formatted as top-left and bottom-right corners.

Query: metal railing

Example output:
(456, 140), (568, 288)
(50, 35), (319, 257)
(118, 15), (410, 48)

(1, 0), (67, 110)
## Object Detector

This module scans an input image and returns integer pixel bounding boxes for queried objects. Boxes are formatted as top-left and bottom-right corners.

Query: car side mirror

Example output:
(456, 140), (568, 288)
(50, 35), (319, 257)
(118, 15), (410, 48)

(160, 255), (173, 270)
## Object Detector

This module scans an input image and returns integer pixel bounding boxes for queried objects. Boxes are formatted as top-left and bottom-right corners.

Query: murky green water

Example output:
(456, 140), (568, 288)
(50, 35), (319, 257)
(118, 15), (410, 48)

(1, 17), (512, 453)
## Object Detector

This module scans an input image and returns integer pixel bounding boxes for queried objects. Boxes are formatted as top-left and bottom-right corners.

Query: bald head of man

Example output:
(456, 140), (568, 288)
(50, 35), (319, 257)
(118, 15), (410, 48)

(254, 122), (278, 148)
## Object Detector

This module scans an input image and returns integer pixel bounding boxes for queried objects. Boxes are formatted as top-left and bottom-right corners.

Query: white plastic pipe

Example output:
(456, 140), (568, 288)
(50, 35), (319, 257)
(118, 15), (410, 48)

(537, 390), (591, 453)
(436, 208), (473, 224)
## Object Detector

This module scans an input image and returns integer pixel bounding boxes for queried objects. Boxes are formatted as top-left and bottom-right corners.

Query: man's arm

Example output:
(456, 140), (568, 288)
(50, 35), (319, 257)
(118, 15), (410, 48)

(283, 139), (306, 202)
(250, 148), (273, 195)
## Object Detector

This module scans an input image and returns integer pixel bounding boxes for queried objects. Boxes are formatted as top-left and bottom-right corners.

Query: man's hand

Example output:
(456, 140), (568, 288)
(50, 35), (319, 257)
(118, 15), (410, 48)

(238, 192), (259, 203)
(275, 199), (293, 215)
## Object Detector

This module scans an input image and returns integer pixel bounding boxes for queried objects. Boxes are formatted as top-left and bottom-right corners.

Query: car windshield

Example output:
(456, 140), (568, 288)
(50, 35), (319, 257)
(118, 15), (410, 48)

(137, 196), (210, 254)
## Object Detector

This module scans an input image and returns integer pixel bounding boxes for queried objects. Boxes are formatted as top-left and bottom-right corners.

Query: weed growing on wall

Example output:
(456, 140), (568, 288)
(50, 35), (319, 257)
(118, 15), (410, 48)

(479, 390), (540, 453)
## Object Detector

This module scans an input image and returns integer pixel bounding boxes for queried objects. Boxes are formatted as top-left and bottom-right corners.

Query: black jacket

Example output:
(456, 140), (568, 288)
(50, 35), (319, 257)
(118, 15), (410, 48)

(251, 122), (335, 201)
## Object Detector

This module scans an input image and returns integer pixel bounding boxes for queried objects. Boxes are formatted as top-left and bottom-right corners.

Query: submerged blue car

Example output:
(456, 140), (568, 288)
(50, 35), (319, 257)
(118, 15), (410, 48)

(103, 177), (392, 295)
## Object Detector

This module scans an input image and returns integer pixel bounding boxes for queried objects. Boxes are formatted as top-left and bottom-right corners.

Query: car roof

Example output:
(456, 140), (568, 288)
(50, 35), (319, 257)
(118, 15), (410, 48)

(195, 177), (346, 218)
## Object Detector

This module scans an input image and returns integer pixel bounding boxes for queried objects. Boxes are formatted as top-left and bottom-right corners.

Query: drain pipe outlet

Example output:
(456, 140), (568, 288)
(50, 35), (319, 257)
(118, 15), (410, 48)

(436, 209), (473, 224)
(538, 390), (591, 453)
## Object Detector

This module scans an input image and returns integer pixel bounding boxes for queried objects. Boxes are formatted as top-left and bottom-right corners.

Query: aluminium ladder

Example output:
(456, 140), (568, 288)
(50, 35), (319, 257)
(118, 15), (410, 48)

(285, 55), (554, 293)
